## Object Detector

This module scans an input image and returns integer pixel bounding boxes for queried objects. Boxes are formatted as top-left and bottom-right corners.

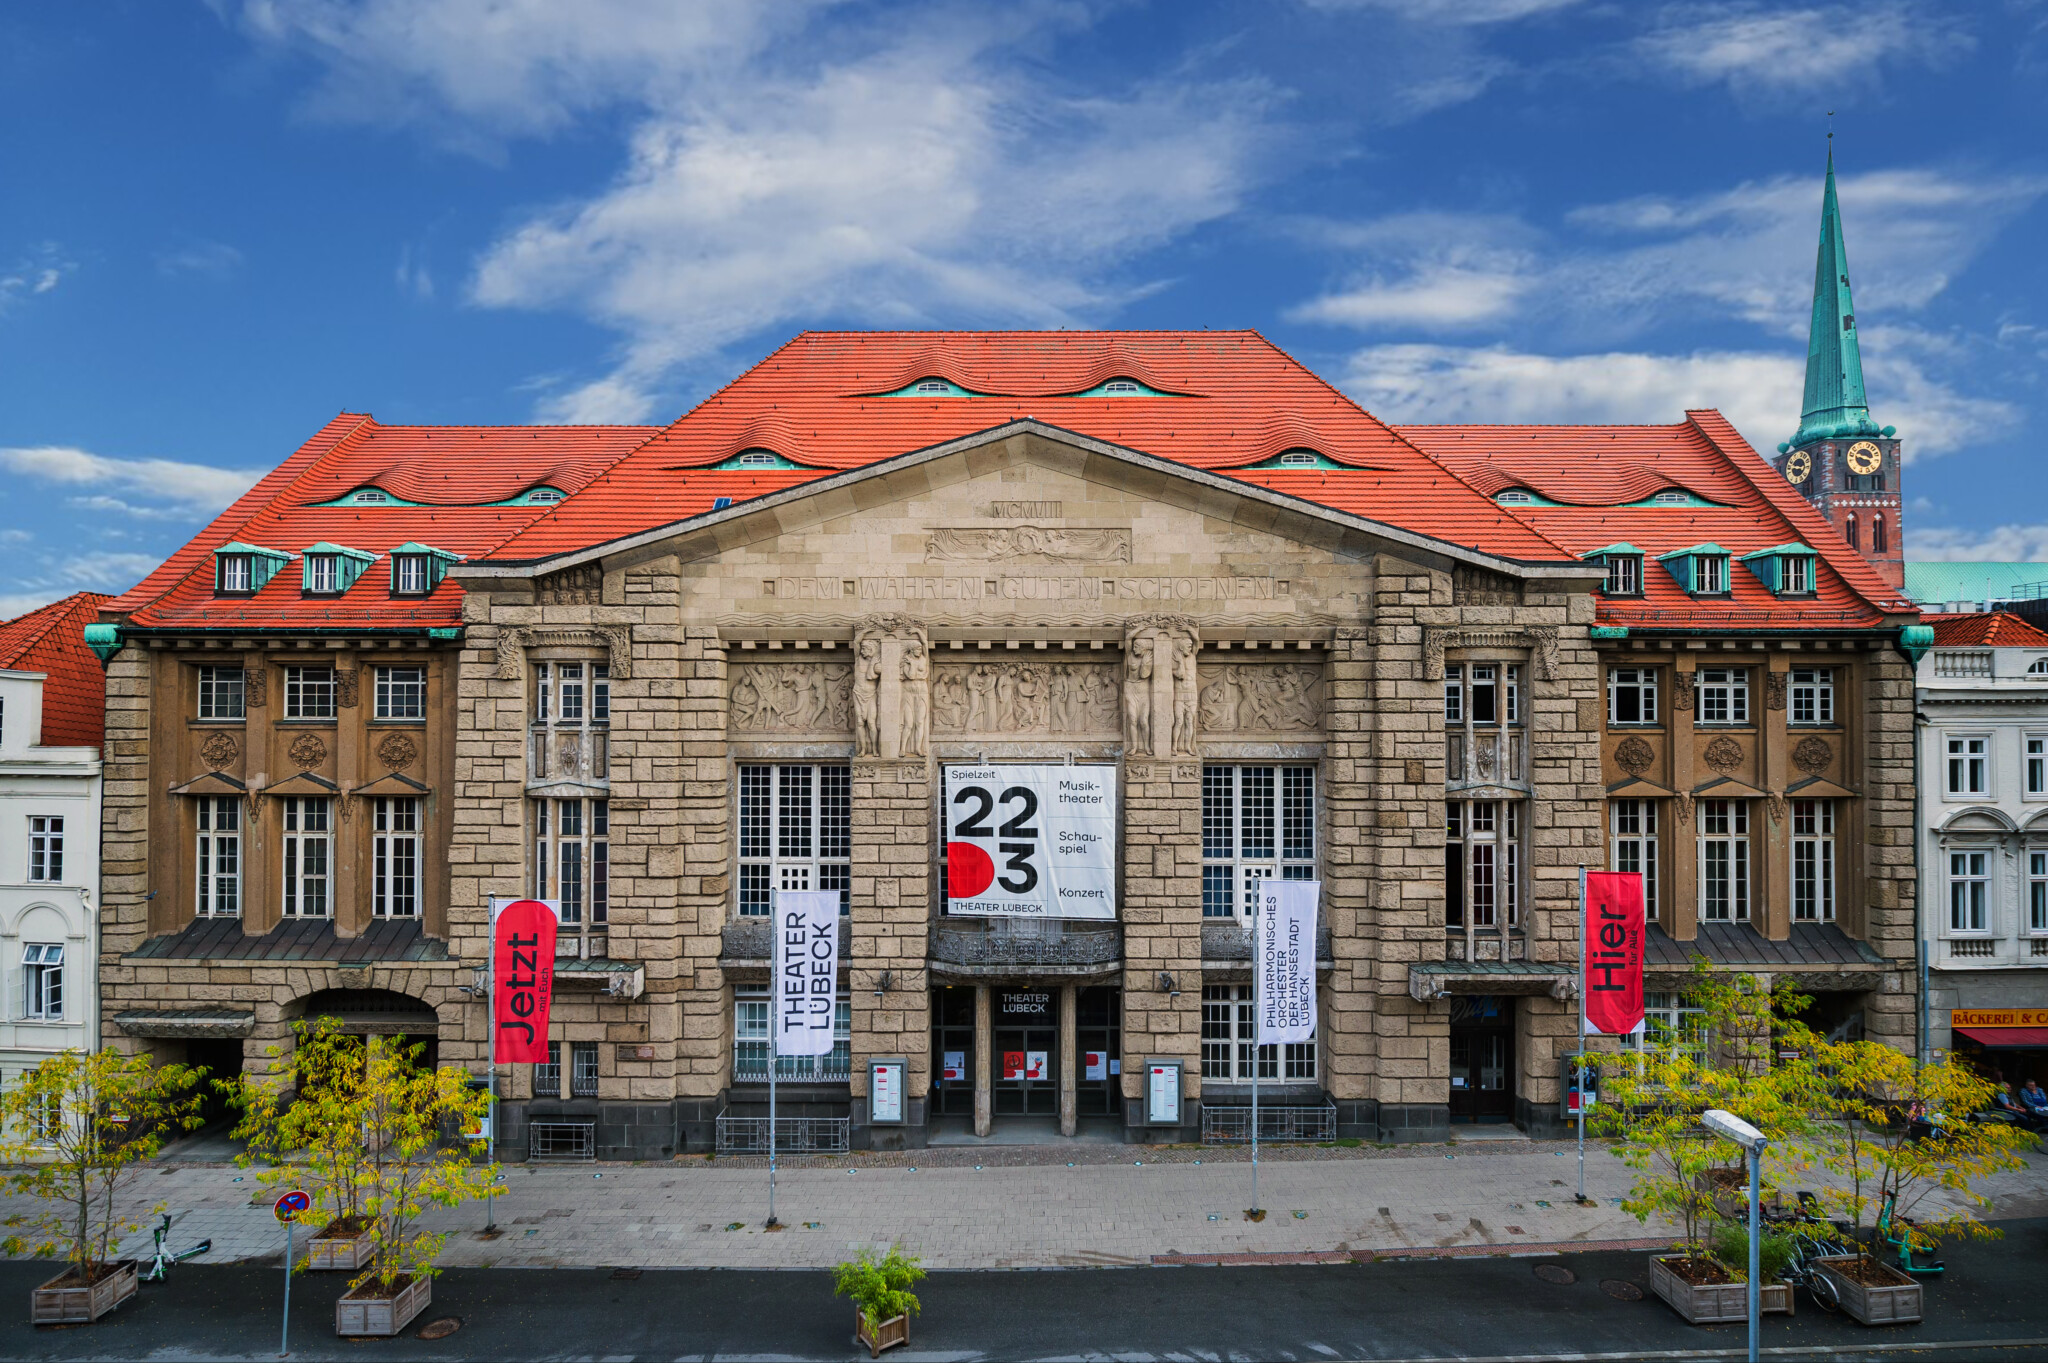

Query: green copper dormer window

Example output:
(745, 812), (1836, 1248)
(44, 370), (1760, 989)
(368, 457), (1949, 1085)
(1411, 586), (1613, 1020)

(214, 542), (294, 597)
(389, 542), (462, 597)
(1656, 543), (1732, 596)
(301, 543), (377, 596)
(711, 449), (810, 471)
(1584, 543), (1643, 597)
(1739, 543), (1818, 597)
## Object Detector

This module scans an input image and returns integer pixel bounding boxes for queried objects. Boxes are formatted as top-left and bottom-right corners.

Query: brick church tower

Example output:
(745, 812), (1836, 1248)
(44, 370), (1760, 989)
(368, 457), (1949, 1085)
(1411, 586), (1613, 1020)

(1774, 144), (1904, 590)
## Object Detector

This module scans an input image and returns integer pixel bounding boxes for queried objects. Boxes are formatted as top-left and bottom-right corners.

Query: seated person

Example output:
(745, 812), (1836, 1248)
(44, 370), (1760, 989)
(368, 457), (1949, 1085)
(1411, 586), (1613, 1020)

(1993, 1083), (2045, 1131)
(2021, 1079), (2048, 1117)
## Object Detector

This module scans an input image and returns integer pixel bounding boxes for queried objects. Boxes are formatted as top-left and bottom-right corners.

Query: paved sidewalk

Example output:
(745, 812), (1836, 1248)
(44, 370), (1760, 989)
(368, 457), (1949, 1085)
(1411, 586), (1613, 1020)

(8, 1137), (2041, 1272)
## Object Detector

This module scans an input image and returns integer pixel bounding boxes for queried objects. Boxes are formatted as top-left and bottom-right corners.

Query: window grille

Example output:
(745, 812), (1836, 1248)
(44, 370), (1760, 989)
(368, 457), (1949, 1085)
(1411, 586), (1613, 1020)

(529, 1121), (595, 1161)
(533, 1042), (562, 1100)
(1199, 984), (1315, 1081)
(532, 798), (607, 925)
(1201, 765), (1315, 918)
(571, 1042), (600, 1097)
(736, 764), (849, 917)
(734, 989), (850, 1080)
(1446, 800), (1520, 927)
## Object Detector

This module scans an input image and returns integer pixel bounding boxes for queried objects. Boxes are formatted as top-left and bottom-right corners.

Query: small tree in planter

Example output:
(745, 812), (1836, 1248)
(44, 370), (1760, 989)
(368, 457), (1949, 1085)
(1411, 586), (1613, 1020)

(835, 1246), (924, 1358)
(0, 1049), (206, 1324)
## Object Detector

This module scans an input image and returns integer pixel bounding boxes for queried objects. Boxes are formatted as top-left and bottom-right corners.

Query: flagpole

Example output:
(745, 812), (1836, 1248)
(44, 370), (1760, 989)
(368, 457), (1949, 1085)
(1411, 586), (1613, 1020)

(1250, 892), (1260, 1217)
(485, 897), (497, 1233)
(1576, 865), (1589, 1207)
(768, 1023), (779, 1229)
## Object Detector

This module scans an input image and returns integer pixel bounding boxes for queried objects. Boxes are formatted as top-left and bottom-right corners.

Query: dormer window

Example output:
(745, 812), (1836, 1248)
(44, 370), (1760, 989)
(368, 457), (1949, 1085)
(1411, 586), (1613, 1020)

(2029, 658), (2048, 677)
(1657, 543), (1731, 597)
(352, 489), (389, 505)
(305, 554), (340, 594)
(1738, 543), (1818, 598)
(387, 542), (460, 597)
(1278, 450), (1318, 468)
(527, 488), (563, 504)
(1652, 491), (1689, 505)
(1783, 555), (1813, 593)
(213, 542), (293, 597)
(299, 543), (375, 596)
(217, 555), (252, 594)
(1606, 555), (1642, 596)
(1496, 490), (1533, 505)
(916, 380), (950, 394)
(735, 450), (778, 467)
(1102, 380), (1139, 394)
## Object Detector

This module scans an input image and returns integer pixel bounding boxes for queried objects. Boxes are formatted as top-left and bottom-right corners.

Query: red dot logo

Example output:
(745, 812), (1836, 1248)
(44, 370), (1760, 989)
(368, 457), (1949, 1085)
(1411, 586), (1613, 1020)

(946, 841), (995, 899)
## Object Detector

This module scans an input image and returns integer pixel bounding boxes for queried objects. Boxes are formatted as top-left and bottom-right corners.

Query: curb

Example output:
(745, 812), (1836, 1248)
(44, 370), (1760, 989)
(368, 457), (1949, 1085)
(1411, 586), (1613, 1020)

(1154, 1236), (1671, 1265)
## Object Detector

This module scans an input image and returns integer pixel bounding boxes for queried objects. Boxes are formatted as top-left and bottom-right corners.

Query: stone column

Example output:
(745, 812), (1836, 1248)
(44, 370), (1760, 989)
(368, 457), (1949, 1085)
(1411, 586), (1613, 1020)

(1058, 984), (1078, 1137)
(973, 984), (992, 1137)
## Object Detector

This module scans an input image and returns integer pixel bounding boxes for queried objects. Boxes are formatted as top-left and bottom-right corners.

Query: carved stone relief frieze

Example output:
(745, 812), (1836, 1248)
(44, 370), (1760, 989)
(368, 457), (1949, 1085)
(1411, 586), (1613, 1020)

(728, 662), (854, 734)
(1672, 670), (1696, 711)
(852, 615), (931, 759)
(335, 668), (359, 709)
(536, 563), (604, 605)
(494, 626), (633, 681)
(924, 526), (1131, 564)
(1765, 672), (1788, 712)
(245, 658), (267, 708)
(931, 662), (1120, 736)
(1451, 564), (1520, 606)
(1614, 736), (1655, 777)
(1123, 614), (1199, 758)
(1792, 735), (1834, 775)
(1197, 663), (1322, 733)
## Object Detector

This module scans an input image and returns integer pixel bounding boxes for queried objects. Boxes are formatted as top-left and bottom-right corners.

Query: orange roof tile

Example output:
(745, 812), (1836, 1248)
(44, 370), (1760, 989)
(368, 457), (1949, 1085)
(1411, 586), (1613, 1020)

(0, 592), (112, 748)
(1925, 613), (2048, 648)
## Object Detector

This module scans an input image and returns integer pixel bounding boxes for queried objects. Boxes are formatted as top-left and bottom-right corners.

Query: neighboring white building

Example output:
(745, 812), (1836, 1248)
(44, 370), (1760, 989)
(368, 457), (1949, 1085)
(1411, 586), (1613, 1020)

(1916, 610), (2048, 1075)
(0, 593), (109, 1080)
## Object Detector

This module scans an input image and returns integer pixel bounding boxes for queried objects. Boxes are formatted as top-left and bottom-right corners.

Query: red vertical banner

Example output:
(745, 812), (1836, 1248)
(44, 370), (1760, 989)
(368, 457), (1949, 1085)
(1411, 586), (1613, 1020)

(492, 899), (558, 1064)
(1583, 872), (1645, 1035)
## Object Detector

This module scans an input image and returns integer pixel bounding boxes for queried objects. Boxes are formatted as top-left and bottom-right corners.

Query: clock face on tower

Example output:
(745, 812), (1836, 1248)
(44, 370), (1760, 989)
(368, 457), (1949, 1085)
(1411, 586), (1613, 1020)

(1846, 441), (1883, 476)
(1784, 449), (1813, 484)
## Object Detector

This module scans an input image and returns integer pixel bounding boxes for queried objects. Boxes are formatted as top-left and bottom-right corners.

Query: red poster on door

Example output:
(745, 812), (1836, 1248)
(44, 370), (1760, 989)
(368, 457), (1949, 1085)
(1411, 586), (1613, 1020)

(492, 899), (559, 1063)
(1003, 1051), (1026, 1081)
(1583, 872), (1645, 1036)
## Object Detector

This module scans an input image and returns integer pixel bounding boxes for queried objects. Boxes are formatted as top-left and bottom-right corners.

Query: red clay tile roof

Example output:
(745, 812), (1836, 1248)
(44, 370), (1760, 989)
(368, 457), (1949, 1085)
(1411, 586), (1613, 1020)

(0, 591), (112, 748)
(1924, 613), (2048, 648)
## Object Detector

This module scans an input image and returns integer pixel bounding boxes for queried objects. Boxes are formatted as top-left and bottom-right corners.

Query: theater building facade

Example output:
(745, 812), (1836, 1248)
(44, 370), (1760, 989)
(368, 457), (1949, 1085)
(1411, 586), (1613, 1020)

(94, 332), (1925, 1156)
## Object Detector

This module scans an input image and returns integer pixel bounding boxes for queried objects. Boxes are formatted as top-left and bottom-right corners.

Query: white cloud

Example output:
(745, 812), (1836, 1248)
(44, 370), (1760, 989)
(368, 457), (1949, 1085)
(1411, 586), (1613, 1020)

(58, 552), (164, 591)
(0, 593), (65, 619)
(155, 240), (245, 279)
(0, 446), (264, 517)
(0, 245), (77, 313)
(1301, 0), (1584, 22)
(1908, 524), (2048, 563)
(1289, 213), (1535, 329)
(1636, 3), (1971, 100)
(395, 243), (434, 301)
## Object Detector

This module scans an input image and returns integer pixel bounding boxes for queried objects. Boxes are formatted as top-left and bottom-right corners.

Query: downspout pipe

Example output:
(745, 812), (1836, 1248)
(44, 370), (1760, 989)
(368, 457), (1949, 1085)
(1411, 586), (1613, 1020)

(1915, 703), (1929, 1065)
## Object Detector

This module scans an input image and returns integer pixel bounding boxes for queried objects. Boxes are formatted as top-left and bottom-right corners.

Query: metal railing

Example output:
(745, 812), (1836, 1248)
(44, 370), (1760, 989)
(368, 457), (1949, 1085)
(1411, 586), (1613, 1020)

(731, 1049), (852, 1083)
(715, 1114), (851, 1155)
(527, 725), (609, 789)
(1201, 1102), (1337, 1145)
(1446, 729), (1527, 789)
(529, 1121), (596, 1162)
(929, 918), (1121, 969)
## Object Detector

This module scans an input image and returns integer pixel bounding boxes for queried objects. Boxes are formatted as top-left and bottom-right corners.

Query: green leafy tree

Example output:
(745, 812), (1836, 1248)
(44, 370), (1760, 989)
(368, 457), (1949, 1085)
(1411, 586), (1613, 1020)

(0, 1049), (206, 1285)
(225, 1018), (380, 1244)
(834, 1247), (924, 1328)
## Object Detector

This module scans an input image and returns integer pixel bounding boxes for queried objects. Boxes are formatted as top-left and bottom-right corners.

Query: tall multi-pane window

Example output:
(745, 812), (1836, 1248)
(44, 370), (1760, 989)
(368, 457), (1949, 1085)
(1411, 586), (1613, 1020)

(1201, 765), (1316, 918)
(1789, 668), (1834, 726)
(1607, 668), (1657, 726)
(1200, 984), (1316, 1081)
(305, 555), (339, 594)
(734, 988), (851, 1079)
(393, 555), (431, 596)
(737, 765), (850, 918)
(196, 797), (240, 916)
(283, 666), (336, 720)
(1604, 555), (1642, 596)
(372, 797), (420, 917)
(1446, 800), (1521, 928)
(1698, 799), (1749, 921)
(27, 817), (62, 882)
(1609, 800), (1658, 921)
(197, 666), (245, 720)
(281, 797), (331, 917)
(1791, 799), (1835, 922)
(1947, 736), (1988, 795)
(1695, 669), (1749, 725)
(1949, 850), (1990, 933)
(22, 944), (62, 1021)
(374, 666), (426, 721)
(2031, 851), (2048, 934)
(1444, 664), (1519, 727)
(1694, 554), (1729, 594)
(533, 798), (609, 925)
(1782, 555), (1814, 594)
(1873, 515), (1888, 554)
(2027, 737), (2046, 797)
(533, 661), (610, 727)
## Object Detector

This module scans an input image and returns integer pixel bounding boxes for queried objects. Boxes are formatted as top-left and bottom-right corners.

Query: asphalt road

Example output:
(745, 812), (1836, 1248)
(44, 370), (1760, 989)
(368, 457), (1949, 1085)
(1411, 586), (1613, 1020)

(5, 1219), (2048, 1361)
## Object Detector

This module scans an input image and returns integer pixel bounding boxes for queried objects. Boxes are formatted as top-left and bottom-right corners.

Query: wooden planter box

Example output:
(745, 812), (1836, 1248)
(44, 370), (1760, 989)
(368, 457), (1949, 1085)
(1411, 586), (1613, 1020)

(31, 1260), (138, 1325)
(335, 1274), (431, 1338)
(855, 1309), (910, 1358)
(1814, 1256), (1923, 1325)
(1647, 1254), (1792, 1324)
(304, 1220), (375, 1272)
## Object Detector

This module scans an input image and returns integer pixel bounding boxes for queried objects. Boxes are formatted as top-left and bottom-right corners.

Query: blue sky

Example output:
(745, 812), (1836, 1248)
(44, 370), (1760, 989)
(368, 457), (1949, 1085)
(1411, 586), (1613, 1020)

(3, 0), (2045, 614)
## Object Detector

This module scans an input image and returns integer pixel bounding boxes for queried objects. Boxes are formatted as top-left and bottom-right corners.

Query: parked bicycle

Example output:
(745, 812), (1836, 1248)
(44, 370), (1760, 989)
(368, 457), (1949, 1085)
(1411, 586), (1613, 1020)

(1764, 1190), (1855, 1313)
(137, 1212), (211, 1283)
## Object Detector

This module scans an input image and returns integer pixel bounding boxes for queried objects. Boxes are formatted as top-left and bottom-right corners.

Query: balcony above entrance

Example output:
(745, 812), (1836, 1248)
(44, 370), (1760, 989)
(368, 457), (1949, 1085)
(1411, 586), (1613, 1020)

(928, 918), (1120, 983)
(1409, 959), (1576, 1003)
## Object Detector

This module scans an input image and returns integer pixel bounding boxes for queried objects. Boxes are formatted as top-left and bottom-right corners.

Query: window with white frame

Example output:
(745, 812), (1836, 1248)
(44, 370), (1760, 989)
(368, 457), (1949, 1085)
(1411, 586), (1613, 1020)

(532, 1043), (562, 1100)
(196, 797), (240, 916)
(283, 667), (336, 720)
(1609, 799), (1658, 921)
(21, 944), (62, 1021)
(1791, 799), (1835, 922)
(1202, 765), (1316, 918)
(1443, 663), (1518, 727)
(27, 817), (62, 882)
(1947, 736), (1989, 796)
(532, 797), (608, 925)
(2031, 851), (2048, 935)
(532, 661), (609, 727)
(1949, 849), (1990, 933)
(372, 797), (420, 917)
(217, 554), (252, 594)
(1200, 983), (1317, 1081)
(392, 555), (431, 595)
(1604, 555), (1642, 596)
(2027, 737), (2046, 798)
(1607, 668), (1657, 726)
(737, 765), (849, 918)
(1619, 990), (1707, 1067)
(1695, 554), (1729, 594)
(734, 987), (850, 1080)
(1789, 668), (1834, 726)
(281, 797), (330, 917)
(1446, 799), (1522, 928)
(571, 1041), (600, 1096)
(1781, 554), (1814, 594)
(374, 666), (426, 721)
(1698, 799), (1749, 921)
(1695, 669), (1749, 726)
(198, 666), (245, 720)
(2029, 658), (2048, 678)
(304, 554), (340, 595)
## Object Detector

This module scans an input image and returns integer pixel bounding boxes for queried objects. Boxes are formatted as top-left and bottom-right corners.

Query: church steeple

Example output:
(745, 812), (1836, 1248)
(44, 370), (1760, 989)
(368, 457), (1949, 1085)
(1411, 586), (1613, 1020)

(1772, 141), (1904, 591)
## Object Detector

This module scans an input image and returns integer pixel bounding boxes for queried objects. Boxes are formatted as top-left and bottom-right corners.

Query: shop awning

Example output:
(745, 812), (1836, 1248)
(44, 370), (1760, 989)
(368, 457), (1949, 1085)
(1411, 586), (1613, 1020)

(1954, 1026), (2048, 1049)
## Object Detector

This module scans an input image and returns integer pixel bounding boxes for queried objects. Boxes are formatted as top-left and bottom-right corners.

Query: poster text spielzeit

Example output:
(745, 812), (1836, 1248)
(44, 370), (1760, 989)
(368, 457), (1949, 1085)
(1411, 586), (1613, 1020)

(943, 765), (1117, 919)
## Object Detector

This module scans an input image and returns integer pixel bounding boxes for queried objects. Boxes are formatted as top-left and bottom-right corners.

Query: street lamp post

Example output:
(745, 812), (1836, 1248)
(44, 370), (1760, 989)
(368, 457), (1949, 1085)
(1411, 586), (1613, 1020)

(1702, 1108), (1767, 1363)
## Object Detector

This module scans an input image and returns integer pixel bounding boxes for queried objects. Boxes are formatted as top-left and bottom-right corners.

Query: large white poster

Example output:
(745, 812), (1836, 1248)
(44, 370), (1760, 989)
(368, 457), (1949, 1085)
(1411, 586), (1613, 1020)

(774, 889), (840, 1056)
(942, 765), (1117, 919)
(1256, 879), (1319, 1044)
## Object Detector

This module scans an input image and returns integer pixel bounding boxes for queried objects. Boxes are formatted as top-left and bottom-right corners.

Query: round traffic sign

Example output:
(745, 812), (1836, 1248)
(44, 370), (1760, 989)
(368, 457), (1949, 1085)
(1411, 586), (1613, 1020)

(273, 1189), (311, 1222)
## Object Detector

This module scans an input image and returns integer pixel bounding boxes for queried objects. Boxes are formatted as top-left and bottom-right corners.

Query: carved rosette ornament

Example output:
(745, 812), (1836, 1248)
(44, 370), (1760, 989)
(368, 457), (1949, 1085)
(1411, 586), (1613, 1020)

(851, 615), (931, 759)
(335, 668), (359, 709)
(1703, 736), (1745, 775)
(1123, 614), (1199, 758)
(375, 732), (419, 771)
(287, 733), (328, 770)
(1672, 670), (1696, 711)
(1792, 735), (1834, 776)
(199, 732), (240, 770)
(1765, 671), (1788, 712)
(1614, 736), (1655, 777)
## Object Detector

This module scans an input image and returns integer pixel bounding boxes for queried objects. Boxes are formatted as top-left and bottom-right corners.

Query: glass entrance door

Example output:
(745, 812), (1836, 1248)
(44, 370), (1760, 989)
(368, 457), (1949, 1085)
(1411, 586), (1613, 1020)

(929, 986), (976, 1116)
(1448, 995), (1515, 1123)
(994, 1023), (1058, 1115)
(1076, 986), (1121, 1116)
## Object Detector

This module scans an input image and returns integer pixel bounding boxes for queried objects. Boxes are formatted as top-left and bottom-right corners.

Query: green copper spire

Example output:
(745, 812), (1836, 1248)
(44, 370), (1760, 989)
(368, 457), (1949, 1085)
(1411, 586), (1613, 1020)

(1787, 143), (1885, 449)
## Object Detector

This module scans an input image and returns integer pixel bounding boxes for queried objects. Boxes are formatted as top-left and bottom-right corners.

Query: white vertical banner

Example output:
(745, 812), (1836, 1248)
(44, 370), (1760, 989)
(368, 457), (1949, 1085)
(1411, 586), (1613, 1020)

(774, 890), (840, 1057)
(1256, 879), (1320, 1044)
